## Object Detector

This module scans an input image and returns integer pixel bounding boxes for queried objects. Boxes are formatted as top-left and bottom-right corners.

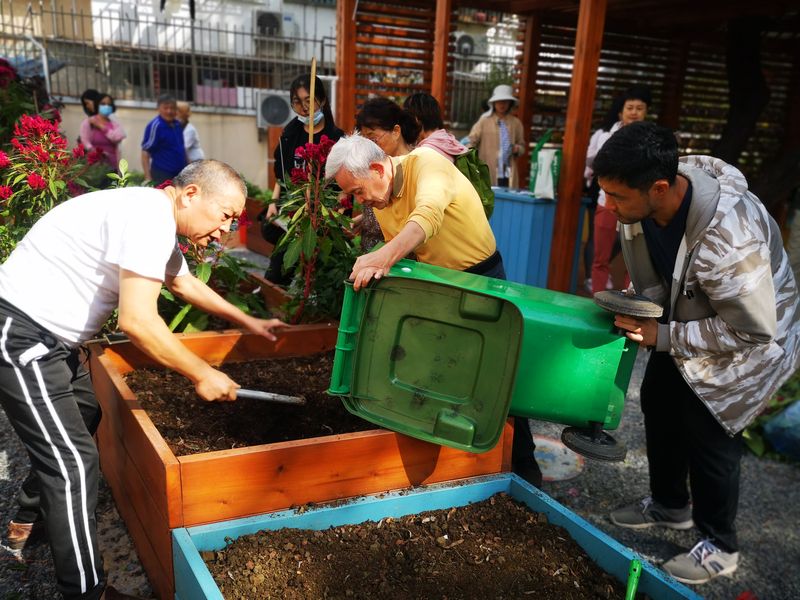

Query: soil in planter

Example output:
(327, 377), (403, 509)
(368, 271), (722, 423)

(203, 493), (633, 600)
(126, 352), (372, 456)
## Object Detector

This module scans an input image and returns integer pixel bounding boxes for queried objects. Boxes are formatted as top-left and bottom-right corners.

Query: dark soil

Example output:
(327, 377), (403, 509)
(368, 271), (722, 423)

(203, 493), (631, 600)
(125, 352), (373, 456)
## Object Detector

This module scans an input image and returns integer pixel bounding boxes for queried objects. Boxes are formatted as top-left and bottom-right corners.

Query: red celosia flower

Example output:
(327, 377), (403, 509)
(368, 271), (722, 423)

(72, 144), (85, 158)
(16, 114), (59, 138)
(294, 146), (306, 160)
(86, 148), (105, 165)
(178, 242), (189, 254)
(237, 211), (252, 229)
(0, 185), (13, 200)
(67, 182), (85, 197)
(290, 167), (307, 184)
(10, 138), (23, 151)
(0, 64), (16, 88)
(26, 173), (47, 190)
(33, 145), (49, 162)
(0, 151), (9, 169)
(339, 194), (353, 210)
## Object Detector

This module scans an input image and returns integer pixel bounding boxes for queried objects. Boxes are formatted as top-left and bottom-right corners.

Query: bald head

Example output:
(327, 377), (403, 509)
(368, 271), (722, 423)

(173, 159), (246, 201)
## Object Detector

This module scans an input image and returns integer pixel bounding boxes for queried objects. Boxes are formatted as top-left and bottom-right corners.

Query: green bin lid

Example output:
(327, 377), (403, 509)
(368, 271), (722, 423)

(329, 263), (523, 453)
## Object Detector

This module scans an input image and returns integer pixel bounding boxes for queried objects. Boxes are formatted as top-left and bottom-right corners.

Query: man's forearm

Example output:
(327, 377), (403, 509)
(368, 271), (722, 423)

(120, 311), (215, 384)
(380, 221), (426, 266)
(168, 274), (253, 329)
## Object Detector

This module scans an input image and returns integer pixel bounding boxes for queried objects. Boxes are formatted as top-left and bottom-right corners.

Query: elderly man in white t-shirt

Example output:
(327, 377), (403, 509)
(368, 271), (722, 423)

(0, 160), (285, 600)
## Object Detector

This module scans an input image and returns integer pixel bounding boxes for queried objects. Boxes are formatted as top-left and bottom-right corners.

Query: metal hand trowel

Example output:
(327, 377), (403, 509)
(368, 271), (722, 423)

(236, 388), (306, 405)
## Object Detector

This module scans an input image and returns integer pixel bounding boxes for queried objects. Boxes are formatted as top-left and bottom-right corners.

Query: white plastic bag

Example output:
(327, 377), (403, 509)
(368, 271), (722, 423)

(529, 129), (561, 200)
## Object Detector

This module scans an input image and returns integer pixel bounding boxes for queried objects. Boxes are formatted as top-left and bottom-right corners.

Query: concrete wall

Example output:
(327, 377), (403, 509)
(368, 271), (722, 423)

(60, 102), (272, 188)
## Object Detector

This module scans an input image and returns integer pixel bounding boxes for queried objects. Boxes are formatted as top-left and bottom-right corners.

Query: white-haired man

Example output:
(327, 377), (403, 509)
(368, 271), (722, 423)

(326, 133), (542, 489)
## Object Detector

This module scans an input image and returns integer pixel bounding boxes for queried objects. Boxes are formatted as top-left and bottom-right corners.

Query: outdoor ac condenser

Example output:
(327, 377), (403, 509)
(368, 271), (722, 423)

(255, 89), (292, 129)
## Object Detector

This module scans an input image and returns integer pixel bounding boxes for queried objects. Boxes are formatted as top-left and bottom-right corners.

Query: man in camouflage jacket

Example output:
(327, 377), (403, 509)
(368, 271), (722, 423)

(592, 121), (799, 585)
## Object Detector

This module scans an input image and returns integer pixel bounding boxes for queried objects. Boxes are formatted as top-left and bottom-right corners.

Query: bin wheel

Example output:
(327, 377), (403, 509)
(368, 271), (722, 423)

(561, 427), (627, 462)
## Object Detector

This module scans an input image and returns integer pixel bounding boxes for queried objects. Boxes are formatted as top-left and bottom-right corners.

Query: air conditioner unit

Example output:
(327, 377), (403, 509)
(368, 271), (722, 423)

(255, 89), (292, 128)
(255, 11), (283, 36)
(453, 31), (488, 57)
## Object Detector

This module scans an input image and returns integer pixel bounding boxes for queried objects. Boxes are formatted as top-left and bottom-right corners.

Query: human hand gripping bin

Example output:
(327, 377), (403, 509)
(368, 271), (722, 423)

(328, 259), (638, 461)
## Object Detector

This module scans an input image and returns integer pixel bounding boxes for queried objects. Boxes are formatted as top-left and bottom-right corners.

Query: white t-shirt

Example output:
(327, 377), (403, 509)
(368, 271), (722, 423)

(0, 187), (188, 345)
(183, 123), (205, 162)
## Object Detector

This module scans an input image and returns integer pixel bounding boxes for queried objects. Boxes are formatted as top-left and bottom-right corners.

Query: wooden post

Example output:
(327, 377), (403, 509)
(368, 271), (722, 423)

(547, 0), (607, 292)
(308, 57), (317, 145)
(266, 126), (282, 189)
(659, 39), (689, 130)
(516, 14), (543, 190)
(336, 0), (357, 132)
(431, 0), (452, 106)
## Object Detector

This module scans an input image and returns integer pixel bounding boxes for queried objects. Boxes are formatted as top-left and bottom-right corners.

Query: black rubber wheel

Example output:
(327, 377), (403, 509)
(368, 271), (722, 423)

(561, 426), (627, 462)
(593, 290), (663, 318)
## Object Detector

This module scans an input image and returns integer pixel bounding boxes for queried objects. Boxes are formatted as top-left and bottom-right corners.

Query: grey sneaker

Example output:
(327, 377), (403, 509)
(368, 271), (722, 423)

(663, 539), (739, 584)
(610, 496), (694, 530)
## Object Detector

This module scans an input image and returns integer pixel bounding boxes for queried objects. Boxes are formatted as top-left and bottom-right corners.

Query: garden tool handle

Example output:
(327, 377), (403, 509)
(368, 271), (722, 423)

(236, 389), (306, 405)
(625, 558), (642, 600)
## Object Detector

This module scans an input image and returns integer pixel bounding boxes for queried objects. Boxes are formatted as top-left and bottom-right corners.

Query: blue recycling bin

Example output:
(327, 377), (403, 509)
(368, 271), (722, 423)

(490, 189), (591, 291)
(490, 188), (555, 288)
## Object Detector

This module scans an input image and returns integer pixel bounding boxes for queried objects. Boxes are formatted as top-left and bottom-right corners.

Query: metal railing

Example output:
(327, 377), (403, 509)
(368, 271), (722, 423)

(0, 2), (336, 111)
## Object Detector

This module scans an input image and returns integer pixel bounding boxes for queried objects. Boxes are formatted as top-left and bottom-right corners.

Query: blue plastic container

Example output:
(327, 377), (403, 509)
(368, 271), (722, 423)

(490, 188), (555, 288)
(174, 474), (700, 600)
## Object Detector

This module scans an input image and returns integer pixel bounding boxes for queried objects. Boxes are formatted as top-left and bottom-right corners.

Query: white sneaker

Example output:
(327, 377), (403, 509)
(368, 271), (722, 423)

(662, 539), (739, 584)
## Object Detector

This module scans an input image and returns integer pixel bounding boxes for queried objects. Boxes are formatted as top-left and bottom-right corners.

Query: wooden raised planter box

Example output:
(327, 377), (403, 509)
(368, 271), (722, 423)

(90, 326), (513, 599)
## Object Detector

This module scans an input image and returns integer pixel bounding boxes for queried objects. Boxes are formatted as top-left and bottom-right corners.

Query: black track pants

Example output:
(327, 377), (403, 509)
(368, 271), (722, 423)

(0, 300), (105, 599)
(641, 351), (743, 552)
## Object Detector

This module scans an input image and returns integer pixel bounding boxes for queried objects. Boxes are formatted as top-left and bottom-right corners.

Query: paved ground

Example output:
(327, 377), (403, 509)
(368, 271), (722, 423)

(1, 319), (797, 599)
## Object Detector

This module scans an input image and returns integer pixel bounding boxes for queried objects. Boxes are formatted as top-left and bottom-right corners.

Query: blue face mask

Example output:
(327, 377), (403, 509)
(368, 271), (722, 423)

(296, 110), (324, 126)
(98, 105), (114, 117)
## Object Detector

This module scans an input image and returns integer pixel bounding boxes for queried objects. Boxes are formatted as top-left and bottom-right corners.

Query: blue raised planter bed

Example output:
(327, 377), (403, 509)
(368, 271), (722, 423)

(174, 473), (700, 600)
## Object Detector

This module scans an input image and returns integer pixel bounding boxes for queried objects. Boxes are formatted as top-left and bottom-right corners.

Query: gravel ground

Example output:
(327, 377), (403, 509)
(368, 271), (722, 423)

(1, 347), (797, 600)
(0, 409), (152, 599)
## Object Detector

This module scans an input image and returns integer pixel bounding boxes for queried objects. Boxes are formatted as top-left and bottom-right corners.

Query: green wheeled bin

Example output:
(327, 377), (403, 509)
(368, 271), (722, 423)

(328, 259), (638, 461)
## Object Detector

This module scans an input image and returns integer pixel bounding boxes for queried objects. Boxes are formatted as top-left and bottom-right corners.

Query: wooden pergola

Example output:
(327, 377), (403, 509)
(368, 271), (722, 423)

(336, 0), (799, 292)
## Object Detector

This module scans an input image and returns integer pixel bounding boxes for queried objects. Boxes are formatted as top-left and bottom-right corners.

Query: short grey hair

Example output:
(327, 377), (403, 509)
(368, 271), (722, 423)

(325, 133), (387, 181)
(173, 159), (246, 200)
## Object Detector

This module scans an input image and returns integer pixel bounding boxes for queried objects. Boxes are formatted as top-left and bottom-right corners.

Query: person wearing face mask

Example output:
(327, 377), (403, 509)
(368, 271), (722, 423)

(354, 97), (421, 250)
(79, 93), (126, 172)
(585, 86), (651, 295)
(467, 84), (525, 187)
(261, 74), (343, 285)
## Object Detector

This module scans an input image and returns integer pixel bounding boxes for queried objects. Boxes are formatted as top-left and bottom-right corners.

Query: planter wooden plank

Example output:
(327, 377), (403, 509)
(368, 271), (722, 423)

(179, 424), (512, 526)
(91, 326), (511, 598)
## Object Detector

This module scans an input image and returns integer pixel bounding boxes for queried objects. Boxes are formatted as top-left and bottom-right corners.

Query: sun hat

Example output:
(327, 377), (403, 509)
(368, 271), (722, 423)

(487, 84), (518, 106)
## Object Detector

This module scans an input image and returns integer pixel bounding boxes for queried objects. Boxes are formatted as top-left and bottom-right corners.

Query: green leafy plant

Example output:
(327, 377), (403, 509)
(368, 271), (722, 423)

(0, 112), (110, 262)
(273, 135), (360, 322)
(159, 239), (271, 332)
(743, 369), (799, 458)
